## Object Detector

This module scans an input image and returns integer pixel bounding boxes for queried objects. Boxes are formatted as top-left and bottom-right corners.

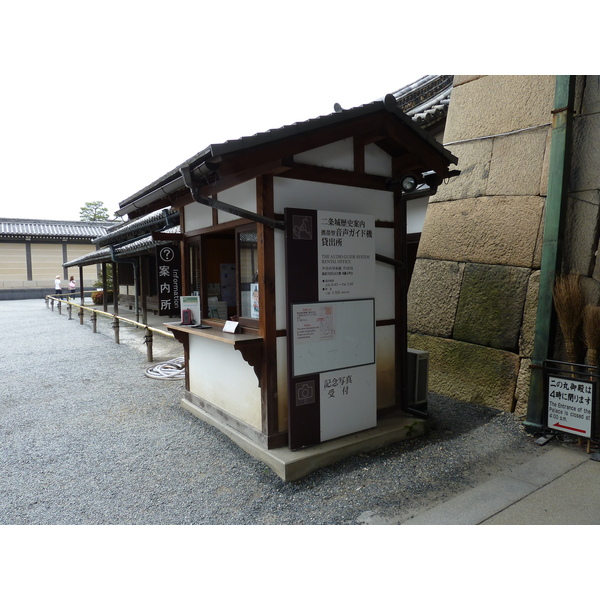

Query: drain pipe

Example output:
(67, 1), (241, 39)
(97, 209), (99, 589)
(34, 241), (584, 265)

(525, 75), (576, 432)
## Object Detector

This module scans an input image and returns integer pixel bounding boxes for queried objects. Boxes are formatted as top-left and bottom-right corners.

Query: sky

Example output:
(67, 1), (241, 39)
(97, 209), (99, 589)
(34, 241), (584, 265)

(0, 2), (589, 223)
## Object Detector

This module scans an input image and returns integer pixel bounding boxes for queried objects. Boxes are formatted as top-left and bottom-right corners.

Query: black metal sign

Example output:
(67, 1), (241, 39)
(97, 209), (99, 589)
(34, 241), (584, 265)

(156, 244), (181, 317)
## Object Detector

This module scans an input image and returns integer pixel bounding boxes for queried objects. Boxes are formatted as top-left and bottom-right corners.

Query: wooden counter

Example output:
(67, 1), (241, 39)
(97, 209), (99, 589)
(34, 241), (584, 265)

(166, 322), (264, 381)
(166, 322), (261, 344)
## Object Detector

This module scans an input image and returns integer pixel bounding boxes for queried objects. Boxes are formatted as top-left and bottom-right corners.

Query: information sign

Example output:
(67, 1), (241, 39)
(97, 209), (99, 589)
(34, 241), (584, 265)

(285, 207), (377, 449)
(156, 244), (181, 316)
(547, 375), (595, 438)
(317, 211), (375, 301)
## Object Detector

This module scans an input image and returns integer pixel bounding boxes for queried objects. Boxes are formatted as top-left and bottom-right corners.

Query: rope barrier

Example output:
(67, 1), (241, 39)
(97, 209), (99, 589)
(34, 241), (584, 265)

(145, 357), (185, 380)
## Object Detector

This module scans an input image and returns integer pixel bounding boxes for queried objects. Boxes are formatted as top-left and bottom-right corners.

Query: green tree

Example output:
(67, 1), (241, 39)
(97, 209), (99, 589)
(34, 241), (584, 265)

(80, 201), (111, 221)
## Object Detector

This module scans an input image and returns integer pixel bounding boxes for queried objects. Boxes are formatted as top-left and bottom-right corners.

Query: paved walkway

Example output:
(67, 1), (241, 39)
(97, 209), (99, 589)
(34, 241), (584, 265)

(404, 445), (600, 525)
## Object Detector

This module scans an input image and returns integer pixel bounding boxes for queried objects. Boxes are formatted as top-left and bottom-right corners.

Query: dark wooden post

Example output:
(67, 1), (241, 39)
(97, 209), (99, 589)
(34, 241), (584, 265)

(145, 327), (153, 362)
(79, 264), (85, 324)
(102, 262), (108, 314)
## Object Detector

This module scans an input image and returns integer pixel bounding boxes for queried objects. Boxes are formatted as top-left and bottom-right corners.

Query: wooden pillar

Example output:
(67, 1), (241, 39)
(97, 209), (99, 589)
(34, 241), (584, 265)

(78, 264), (85, 324)
(257, 175), (279, 443)
(102, 262), (108, 313)
(112, 262), (119, 315)
(393, 159), (409, 410)
(179, 208), (190, 297)
(140, 255), (148, 325)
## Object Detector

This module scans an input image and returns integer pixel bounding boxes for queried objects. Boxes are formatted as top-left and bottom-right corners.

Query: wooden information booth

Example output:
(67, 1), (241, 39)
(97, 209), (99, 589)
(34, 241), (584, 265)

(117, 95), (458, 479)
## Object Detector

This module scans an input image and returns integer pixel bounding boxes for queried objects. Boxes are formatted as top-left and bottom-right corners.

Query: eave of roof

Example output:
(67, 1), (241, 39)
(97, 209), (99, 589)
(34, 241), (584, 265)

(0, 218), (114, 240)
(92, 208), (179, 245)
(116, 80), (456, 217)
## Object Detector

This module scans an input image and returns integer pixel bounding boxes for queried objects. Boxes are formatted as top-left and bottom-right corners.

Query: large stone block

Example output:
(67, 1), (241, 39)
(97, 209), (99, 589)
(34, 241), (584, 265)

(417, 195), (545, 268)
(571, 112), (600, 193)
(540, 128), (552, 197)
(454, 263), (530, 352)
(487, 126), (549, 197)
(579, 75), (600, 117)
(519, 270), (540, 358)
(562, 191), (600, 277)
(408, 333), (520, 412)
(432, 138), (492, 202)
(407, 259), (463, 337)
(453, 76), (484, 86)
(444, 75), (555, 144)
(514, 358), (532, 417)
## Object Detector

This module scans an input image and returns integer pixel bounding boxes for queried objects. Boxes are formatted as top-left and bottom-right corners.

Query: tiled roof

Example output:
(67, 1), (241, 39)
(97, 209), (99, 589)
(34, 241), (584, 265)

(0, 218), (114, 240)
(92, 208), (179, 245)
(63, 226), (181, 267)
(392, 75), (453, 127)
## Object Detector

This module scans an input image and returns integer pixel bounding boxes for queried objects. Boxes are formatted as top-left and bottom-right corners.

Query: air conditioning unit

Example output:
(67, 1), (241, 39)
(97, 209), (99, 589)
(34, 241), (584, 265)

(407, 348), (429, 414)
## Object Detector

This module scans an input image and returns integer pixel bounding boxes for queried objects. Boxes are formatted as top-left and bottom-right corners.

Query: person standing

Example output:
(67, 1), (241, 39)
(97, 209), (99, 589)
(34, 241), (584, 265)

(68, 275), (76, 298)
(54, 275), (62, 296)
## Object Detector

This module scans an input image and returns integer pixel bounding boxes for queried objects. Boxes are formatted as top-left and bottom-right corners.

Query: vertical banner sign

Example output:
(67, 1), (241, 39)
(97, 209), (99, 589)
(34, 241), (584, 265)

(285, 208), (377, 450)
(156, 245), (181, 316)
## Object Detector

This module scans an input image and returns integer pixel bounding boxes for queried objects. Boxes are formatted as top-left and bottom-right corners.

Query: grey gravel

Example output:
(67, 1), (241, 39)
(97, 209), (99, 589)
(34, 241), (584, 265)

(1, 299), (557, 525)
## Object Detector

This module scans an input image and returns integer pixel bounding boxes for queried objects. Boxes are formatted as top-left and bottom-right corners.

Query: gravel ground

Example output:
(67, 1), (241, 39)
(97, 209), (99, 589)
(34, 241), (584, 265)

(1, 298), (557, 525)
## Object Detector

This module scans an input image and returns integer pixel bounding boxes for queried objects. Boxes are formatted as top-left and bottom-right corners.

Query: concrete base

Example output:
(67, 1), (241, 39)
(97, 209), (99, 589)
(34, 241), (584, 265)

(180, 397), (429, 481)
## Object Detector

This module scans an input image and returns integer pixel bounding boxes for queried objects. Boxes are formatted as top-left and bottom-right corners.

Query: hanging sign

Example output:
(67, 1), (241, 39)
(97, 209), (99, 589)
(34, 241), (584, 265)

(156, 244), (181, 316)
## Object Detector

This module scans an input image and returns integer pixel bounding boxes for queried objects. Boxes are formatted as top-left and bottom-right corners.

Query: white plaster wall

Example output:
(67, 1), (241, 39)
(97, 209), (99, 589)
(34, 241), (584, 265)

(407, 197), (429, 234)
(364, 143), (393, 176)
(375, 227), (395, 321)
(294, 139), (392, 177)
(184, 201), (213, 231)
(273, 178), (394, 221)
(294, 140), (354, 170)
(276, 336), (289, 432)
(188, 335), (262, 430)
(275, 230), (287, 331)
(216, 179), (257, 224)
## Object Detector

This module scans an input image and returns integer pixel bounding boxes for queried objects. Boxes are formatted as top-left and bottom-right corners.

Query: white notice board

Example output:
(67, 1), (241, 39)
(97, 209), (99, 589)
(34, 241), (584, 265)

(547, 375), (595, 438)
(292, 299), (375, 377)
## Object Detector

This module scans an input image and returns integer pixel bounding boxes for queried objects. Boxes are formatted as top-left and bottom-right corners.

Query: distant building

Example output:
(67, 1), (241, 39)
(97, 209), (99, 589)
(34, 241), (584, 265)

(0, 218), (114, 300)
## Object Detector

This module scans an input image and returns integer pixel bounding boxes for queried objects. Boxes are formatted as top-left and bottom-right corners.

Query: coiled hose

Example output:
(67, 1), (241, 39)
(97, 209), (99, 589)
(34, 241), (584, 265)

(145, 357), (185, 380)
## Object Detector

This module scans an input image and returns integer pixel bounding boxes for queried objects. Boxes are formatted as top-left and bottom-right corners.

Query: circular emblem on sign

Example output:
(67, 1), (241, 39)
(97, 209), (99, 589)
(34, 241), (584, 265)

(159, 247), (175, 262)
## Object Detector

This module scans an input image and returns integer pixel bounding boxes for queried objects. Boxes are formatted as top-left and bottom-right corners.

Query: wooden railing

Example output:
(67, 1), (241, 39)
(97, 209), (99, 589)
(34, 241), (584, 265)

(45, 293), (175, 362)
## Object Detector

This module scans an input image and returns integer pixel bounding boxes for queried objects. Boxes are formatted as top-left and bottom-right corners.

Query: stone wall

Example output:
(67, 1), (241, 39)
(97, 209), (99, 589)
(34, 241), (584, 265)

(407, 75), (555, 414)
(408, 75), (600, 414)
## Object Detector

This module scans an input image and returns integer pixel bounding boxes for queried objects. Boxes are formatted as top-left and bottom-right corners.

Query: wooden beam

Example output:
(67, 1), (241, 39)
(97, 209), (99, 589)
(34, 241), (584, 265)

(277, 161), (390, 191)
